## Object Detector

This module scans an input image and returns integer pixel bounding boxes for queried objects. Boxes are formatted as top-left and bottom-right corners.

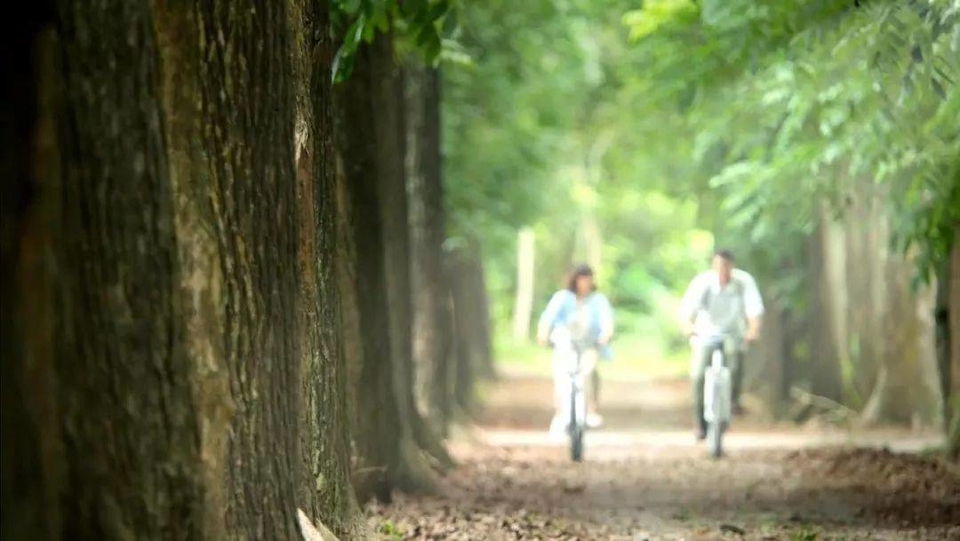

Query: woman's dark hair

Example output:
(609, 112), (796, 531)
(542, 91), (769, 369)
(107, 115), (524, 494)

(566, 263), (597, 292)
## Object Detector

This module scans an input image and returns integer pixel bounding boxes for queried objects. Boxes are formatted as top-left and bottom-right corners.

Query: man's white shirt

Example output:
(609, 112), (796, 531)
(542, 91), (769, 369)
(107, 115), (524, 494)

(679, 268), (764, 339)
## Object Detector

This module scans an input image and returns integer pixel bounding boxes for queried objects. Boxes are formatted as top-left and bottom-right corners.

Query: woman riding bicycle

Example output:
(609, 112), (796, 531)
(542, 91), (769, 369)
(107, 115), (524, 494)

(536, 264), (614, 438)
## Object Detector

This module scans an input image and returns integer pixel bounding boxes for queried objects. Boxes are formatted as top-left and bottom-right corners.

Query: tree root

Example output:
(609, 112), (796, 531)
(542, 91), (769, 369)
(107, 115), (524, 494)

(297, 509), (339, 541)
(788, 386), (858, 426)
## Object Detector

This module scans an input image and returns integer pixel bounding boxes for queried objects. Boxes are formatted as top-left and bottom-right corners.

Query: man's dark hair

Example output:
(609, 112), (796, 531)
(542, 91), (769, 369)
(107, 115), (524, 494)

(713, 249), (735, 262)
(566, 263), (597, 292)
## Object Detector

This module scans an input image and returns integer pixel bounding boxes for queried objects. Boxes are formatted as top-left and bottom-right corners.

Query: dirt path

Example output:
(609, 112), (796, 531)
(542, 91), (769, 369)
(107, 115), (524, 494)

(368, 372), (960, 540)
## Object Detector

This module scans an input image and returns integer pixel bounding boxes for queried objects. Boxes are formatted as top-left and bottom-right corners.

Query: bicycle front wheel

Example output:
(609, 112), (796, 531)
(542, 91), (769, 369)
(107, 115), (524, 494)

(570, 385), (583, 462)
(708, 380), (724, 458)
(708, 420), (722, 458)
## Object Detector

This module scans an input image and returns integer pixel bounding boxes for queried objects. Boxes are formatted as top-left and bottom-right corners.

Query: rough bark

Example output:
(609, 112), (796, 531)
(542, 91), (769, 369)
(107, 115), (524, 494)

(288, 0), (358, 530)
(53, 2), (210, 537)
(375, 48), (443, 491)
(156, 1), (310, 535)
(3, 1), (357, 538)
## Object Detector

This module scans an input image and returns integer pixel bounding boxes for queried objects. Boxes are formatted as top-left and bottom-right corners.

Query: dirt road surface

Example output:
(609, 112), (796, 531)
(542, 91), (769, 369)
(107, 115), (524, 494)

(368, 371), (960, 540)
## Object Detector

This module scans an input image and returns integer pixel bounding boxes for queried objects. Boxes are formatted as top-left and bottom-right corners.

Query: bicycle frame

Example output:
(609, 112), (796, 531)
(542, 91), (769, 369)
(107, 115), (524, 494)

(551, 328), (588, 461)
(555, 339), (586, 427)
(698, 334), (734, 457)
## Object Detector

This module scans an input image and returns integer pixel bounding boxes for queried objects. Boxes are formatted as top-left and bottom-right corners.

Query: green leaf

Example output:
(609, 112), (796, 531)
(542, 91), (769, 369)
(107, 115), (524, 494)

(416, 24), (442, 61)
(427, 0), (449, 24)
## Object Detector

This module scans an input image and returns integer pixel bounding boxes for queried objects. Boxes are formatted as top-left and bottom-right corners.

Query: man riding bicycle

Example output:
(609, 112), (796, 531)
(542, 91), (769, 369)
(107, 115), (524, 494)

(679, 249), (763, 441)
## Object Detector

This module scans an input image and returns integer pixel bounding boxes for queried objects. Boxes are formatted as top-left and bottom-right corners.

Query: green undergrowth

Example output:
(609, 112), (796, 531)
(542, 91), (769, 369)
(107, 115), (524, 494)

(494, 328), (688, 381)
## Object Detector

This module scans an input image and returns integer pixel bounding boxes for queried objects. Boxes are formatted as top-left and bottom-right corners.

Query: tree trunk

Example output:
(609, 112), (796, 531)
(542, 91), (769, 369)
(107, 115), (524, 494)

(407, 64), (456, 436)
(450, 248), (478, 416)
(450, 240), (496, 414)
(337, 36), (403, 503)
(338, 34), (446, 500)
(808, 212), (844, 402)
(3, 1), (357, 538)
(859, 254), (942, 426)
(837, 182), (887, 406)
(475, 251), (497, 381)
(934, 257), (951, 438)
(512, 227), (536, 342)
(2, 9), (67, 540)
(749, 298), (787, 415)
(288, 0), (358, 530)
(154, 1), (325, 535)
(375, 50), (446, 490)
(946, 228), (960, 456)
(780, 309), (798, 406)
(51, 2), (213, 537)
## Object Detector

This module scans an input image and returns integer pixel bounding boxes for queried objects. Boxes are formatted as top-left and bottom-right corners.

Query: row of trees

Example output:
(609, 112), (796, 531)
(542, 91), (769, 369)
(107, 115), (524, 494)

(2, 1), (491, 538)
(617, 0), (960, 446)
(441, 0), (959, 453)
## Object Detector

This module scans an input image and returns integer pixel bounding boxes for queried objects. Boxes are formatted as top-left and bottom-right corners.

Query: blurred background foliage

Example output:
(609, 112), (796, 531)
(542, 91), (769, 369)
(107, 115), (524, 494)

(441, 0), (959, 378)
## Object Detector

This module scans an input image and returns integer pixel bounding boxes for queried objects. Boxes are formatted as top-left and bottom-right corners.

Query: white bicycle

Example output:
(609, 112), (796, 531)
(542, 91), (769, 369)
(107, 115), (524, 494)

(698, 333), (735, 458)
(550, 328), (589, 462)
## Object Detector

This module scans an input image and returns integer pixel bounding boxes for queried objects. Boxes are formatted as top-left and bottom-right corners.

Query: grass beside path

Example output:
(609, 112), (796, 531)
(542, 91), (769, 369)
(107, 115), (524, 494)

(494, 332), (688, 381)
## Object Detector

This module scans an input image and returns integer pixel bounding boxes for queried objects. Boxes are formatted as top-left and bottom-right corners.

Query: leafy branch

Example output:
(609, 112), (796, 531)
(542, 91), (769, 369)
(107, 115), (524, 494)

(331, 0), (455, 82)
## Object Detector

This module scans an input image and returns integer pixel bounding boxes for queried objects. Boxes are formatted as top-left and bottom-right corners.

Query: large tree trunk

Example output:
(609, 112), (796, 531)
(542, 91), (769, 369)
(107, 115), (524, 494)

(748, 298), (788, 415)
(407, 64), (455, 435)
(338, 34), (444, 500)
(51, 3), (213, 537)
(288, 0), (358, 530)
(3, 1), (357, 538)
(475, 251), (497, 381)
(3, 9), (70, 540)
(840, 186), (942, 427)
(450, 240), (496, 414)
(946, 228), (960, 456)
(374, 49), (445, 491)
(934, 256), (952, 440)
(450, 248), (478, 416)
(808, 212), (844, 402)
(839, 192), (885, 405)
(155, 2), (315, 535)
(860, 254), (942, 426)
(337, 36), (403, 503)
